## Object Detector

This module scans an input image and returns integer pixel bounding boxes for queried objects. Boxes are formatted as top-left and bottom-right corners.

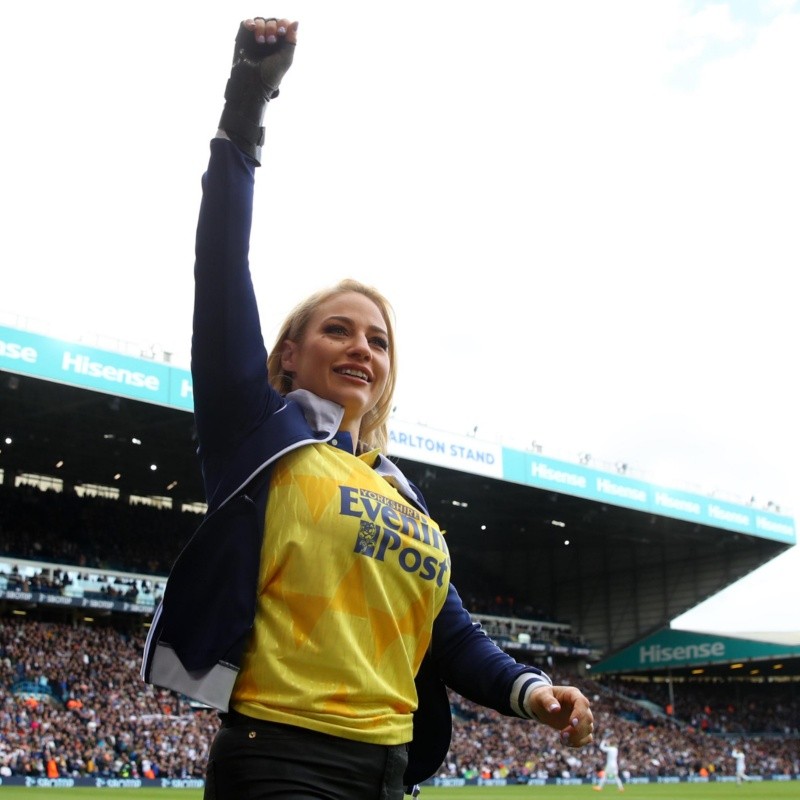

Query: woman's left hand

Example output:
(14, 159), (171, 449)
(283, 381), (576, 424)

(527, 684), (594, 748)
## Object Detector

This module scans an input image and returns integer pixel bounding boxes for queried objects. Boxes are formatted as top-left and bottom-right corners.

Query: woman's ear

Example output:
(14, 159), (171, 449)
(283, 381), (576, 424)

(280, 340), (298, 372)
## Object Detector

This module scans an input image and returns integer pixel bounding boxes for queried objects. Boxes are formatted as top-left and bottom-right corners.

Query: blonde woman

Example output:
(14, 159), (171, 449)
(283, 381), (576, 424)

(143, 16), (593, 800)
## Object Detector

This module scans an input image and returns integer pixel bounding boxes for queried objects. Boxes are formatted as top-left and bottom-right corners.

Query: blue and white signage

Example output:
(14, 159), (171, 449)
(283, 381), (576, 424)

(0, 325), (193, 411)
(388, 420), (503, 479)
(503, 449), (795, 543)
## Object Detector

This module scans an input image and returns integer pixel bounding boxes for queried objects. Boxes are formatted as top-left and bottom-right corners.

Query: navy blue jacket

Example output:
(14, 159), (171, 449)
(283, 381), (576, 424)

(142, 137), (551, 786)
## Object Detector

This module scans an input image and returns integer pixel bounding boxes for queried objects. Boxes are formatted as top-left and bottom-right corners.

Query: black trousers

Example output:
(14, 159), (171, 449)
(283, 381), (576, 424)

(204, 712), (409, 800)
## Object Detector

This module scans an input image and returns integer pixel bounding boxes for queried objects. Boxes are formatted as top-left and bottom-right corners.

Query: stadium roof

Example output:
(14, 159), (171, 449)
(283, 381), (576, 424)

(591, 626), (800, 679)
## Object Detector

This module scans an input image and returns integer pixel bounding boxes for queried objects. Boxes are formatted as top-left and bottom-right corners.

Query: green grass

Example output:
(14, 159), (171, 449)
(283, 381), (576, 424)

(0, 782), (798, 799)
(6, 794), (195, 799)
(0, 793), (200, 799)
(426, 785), (798, 799)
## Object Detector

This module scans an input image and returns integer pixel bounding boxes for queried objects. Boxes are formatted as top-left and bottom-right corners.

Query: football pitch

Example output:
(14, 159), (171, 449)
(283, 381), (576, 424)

(0, 783), (798, 799)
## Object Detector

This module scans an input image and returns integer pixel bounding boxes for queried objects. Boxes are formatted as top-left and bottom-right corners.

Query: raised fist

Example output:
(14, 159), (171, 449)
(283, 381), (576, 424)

(219, 17), (299, 165)
(234, 17), (298, 100)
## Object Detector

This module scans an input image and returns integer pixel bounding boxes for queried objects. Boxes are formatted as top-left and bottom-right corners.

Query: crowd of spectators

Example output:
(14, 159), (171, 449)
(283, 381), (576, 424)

(1, 617), (798, 782)
(0, 616), (214, 780)
(603, 677), (800, 737)
(1, 482), (798, 783)
(441, 679), (800, 782)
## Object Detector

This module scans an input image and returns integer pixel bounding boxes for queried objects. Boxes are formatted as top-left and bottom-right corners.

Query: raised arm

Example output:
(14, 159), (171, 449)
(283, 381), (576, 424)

(191, 18), (298, 475)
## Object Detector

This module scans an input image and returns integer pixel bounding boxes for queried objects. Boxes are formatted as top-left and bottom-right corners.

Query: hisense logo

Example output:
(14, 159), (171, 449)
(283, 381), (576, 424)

(0, 337), (38, 363)
(640, 641), (725, 664)
(61, 351), (160, 391)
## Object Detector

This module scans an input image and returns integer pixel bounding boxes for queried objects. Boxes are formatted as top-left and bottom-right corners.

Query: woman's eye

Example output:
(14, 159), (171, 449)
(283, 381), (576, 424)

(324, 324), (348, 336)
(371, 337), (389, 351)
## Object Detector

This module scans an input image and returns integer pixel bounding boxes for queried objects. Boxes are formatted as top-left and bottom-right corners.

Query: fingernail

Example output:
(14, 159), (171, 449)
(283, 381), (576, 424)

(548, 703), (559, 712)
(561, 732), (570, 743)
(266, 34), (277, 44)
(277, 26), (286, 35)
(256, 35), (266, 44)
(571, 718), (579, 728)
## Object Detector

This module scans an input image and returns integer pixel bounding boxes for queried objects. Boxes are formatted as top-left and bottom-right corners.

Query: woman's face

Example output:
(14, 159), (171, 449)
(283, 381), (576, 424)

(281, 291), (391, 435)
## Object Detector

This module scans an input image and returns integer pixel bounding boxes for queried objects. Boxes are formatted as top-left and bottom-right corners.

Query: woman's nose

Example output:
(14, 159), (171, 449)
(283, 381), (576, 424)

(348, 334), (371, 359)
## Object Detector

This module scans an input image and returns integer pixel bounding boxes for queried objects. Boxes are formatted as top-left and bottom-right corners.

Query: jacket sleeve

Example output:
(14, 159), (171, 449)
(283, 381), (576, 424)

(191, 137), (285, 498)
(430, 582), (551, 718)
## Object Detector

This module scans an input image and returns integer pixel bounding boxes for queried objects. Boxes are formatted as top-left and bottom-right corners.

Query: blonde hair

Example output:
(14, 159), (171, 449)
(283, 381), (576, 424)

(266, 279), (397, 453)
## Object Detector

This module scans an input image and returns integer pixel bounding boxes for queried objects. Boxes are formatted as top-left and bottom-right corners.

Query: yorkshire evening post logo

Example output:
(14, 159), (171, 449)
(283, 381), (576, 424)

(340, 486), (450, 586)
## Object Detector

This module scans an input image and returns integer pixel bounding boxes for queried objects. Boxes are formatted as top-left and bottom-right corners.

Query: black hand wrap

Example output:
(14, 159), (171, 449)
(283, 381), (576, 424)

(218, 20), (296, 165)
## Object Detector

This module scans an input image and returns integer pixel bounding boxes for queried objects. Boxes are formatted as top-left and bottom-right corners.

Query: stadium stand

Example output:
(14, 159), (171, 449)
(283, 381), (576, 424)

(2, 364), (795, 661)
(1, 614), (798, 782)
(1, 482), (798, 784)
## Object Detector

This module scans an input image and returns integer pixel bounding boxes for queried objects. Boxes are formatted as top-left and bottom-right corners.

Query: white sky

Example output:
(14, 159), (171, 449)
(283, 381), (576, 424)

(2, 1), (799, 634)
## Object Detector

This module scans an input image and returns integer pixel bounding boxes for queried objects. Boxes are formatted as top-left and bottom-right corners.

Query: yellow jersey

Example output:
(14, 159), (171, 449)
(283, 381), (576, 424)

(232, 442), (450, 745)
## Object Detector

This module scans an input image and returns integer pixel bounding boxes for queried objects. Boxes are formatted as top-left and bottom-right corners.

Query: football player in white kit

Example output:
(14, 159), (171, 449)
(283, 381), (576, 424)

(594, 739), (625, 792)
